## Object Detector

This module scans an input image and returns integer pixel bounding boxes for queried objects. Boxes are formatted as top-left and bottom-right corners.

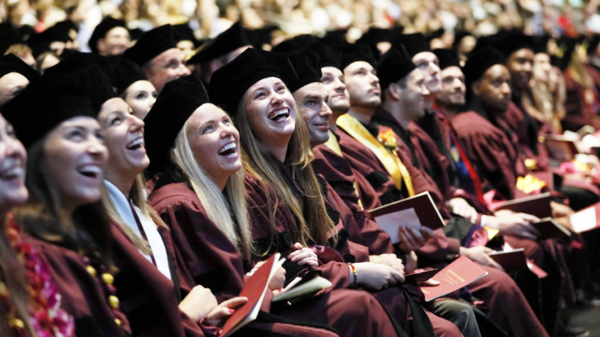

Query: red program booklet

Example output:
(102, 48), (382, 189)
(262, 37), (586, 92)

(420, 256), (488, 302)
(221, 253), (284, 337)
(367, 192), (445, 243)
(570, 202), (600, 234)
(493, 192), (552, 219)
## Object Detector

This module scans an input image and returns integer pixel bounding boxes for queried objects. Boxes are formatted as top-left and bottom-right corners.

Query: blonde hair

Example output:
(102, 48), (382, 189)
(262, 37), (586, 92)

(233, 97), (336, 250)
(171, 120), (253, 259)
(100, 174), (168, 255)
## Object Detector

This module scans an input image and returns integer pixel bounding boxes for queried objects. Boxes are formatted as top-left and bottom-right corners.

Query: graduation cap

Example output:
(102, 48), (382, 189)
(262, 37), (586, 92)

(303, 40), (343, 69)
(320, 28), (348, 47)
(0, 22), (22, 55)
(356, 26), (403, 59)
(245, 25), (279, 49)
(426, 28), (445, 43)
(28, 25), (73, 58)
(209, 48), (298, 114)
(492, 30), (534, 59)
(587, 34), (600, 56)
(144, 75), (209, 175)
(1, 70), (97, 148)
(128, 28), (144, 42)
(377, 45), (416, 91)
(187, 22), (251, 65)
(173, 23), (199, 47)
(463, 47), (505, 90)
(432, 48), (460, 70)
(287, 51), (322, 92)
(337, 43), (377, 70)
(44, 51), (116, 83)
(88, 17), (127, 54)
(532, 35), (550, 54)
(123, 25), (178, 67)
(110, 57), (148, 95)
(43, 52), (116, 111)
(394, 33), (429, 58)
(0, 54), (40, 81)
(272, 34), (317, 54)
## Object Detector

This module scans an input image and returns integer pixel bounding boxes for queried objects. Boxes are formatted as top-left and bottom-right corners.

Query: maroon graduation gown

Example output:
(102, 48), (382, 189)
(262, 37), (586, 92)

(336, 115), (549, 337)
(450, 111), (523, 200)
(149, 179), (387, 337)
(110, 222), (220, 337)
(21, 234), (131, 337)
(244, 172), (429, 336)
(563, 69), (600, 132)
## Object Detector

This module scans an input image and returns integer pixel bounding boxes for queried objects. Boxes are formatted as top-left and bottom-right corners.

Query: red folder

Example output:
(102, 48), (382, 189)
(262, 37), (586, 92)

(221, 253), (283, 337)
(420, 256), (488, 302)
(493, 192), (552, 219)
(367, 192), (444, 243)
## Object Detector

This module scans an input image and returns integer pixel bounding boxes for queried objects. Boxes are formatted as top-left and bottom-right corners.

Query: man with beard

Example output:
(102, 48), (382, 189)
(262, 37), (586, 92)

(124, 25), (191, 93)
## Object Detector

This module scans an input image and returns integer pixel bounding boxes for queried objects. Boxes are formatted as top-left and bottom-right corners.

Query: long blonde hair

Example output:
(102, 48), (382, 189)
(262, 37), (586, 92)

(100, 174), (167, 255)
(171, 120), (254, 259)
(233, 98), (336, 249)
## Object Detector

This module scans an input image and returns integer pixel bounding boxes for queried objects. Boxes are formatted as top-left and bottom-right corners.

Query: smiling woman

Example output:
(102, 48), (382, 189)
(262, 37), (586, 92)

(0, 70), (130, 337)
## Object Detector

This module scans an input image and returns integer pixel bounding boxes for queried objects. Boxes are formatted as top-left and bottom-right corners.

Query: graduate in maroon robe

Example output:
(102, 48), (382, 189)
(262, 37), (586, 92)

(290, 47), (487, 337)
(0, 111), (74, 337)
(93, 79), (246, 336)
(332, 39), (549, 337)
(209, 47), (453, 337)
(145, 75), (396, 337)
(2, 68), (130, 337)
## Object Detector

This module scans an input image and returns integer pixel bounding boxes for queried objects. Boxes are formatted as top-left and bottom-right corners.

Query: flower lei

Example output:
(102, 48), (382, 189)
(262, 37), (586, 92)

(4, 213), (75, 337)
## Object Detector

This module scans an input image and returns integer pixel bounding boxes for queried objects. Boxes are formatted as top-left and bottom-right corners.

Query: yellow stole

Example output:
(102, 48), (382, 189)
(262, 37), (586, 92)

(337, 114), (414, 196)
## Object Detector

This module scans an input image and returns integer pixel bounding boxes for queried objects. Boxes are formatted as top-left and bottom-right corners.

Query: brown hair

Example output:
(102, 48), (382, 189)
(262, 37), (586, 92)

(15, 138), (113, 267)
(233, 96), (336, 250)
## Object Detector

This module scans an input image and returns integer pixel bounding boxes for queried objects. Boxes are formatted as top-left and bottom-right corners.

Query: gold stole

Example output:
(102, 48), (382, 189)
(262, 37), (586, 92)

(337, 114), (414, 196)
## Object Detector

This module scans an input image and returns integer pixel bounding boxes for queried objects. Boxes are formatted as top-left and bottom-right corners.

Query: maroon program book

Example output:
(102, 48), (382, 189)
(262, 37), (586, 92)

(488, 249), (528, 272)
(493, 192), (552, 219)
(543, 134), (581, 162)
(221, 253), (283, 337)
(367, 192), (444, 243)
(404, 268), (439, 283)
(420, 256), (488, 302)
(532, 218), (571, 240)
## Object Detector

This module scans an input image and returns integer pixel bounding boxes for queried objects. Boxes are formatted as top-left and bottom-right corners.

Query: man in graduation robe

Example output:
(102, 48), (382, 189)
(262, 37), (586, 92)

(123, 24), (191, 93)
(289, 48), (481, 337)
(330, 41), (549, 337)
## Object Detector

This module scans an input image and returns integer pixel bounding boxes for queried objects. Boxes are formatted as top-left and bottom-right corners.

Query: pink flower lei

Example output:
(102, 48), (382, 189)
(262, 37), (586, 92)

(5, 213), (75, 337)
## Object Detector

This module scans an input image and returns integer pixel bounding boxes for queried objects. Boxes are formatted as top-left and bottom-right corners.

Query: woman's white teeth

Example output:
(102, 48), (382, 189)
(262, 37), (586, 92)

(0, 167), (23, 180)
(219, 143), (237, 157)
(269, 108), (289, 121)
(127, 138), (144, 149)
(79, 166), (101, 178)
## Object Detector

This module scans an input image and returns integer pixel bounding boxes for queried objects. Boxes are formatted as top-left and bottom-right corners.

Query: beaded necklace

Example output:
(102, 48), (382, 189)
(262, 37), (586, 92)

(80, 255), (124, 328)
